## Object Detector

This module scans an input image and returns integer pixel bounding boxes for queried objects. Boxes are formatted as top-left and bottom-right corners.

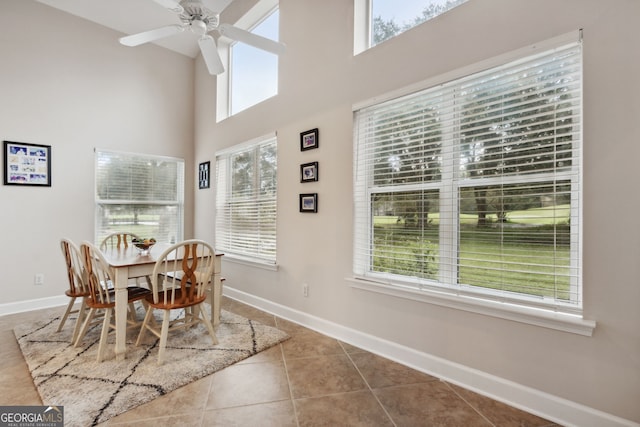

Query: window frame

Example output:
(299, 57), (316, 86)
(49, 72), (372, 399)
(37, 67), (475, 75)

(351, 31), (595, 336)
(215, 133), (278, 267)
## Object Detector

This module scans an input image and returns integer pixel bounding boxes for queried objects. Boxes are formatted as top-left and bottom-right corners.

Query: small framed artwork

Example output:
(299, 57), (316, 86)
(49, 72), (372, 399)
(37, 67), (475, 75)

(300, 128), (319, 151)
(198, 161), (210, 189)
(3, 140), (51, 187)
(300, 161), (319, 182)
(299, 193), (318, 213)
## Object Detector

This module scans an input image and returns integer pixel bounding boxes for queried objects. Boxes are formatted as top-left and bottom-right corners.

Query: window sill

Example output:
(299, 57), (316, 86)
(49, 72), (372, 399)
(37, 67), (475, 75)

(223, 254), (278, 271)
(346, 277), (596, 336)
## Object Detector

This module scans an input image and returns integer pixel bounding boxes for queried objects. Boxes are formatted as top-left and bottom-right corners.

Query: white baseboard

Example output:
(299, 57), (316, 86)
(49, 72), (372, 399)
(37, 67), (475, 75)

(0, 295), (67, 317)
(224, 286), (639, 427)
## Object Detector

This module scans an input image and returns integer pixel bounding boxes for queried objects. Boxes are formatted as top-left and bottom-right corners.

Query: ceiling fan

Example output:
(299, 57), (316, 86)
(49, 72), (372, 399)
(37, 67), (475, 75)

(119, 0), (285, 75)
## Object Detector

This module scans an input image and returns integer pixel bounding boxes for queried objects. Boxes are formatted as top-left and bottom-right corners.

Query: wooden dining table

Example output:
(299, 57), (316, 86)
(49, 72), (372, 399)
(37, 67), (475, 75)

(101, 242), (224, 361)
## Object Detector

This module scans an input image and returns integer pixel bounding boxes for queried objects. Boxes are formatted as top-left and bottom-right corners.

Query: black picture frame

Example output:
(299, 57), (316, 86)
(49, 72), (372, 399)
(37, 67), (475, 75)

(300, 128), (319, 151)
(299, 193), (318, 213)
(198, 161), (210, 189)
(3, 140), (51, 187)
(300, 161), (319, 182)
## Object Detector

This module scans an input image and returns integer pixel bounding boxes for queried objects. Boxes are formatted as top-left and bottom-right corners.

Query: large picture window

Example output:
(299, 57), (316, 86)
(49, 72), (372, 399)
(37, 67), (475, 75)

(354, 39), (582, 316)
(216, 134), (277, 265)
(95, 150), (184, 244)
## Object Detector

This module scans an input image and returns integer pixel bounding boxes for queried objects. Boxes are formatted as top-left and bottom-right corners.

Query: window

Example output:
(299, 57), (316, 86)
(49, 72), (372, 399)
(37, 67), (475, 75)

(215, 134), (277, 265)
(354, 38), (583, 317)
(217, 0), (280, 120)
(354, 0), (467, 53)
(95, 150), (184, 244)
(230, 7), (279, 115)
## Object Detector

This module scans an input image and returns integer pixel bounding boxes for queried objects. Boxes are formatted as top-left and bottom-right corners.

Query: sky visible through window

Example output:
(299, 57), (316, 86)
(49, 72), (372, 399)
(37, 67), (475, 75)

(231, 9), (279, 115)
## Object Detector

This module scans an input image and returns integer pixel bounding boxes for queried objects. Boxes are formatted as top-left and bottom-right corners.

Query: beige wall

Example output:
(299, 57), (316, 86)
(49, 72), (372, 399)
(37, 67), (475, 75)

(1, 0), (638, 424)
(0, 1), (195, 302)
(194, 0), (640, 424)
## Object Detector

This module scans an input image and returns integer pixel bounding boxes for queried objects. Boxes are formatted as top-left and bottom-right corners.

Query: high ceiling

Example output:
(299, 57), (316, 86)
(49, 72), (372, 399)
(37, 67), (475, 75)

(36, 0), (234, 58)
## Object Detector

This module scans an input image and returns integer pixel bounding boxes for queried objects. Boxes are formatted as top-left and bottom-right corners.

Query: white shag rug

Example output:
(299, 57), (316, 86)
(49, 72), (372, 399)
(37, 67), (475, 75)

(14, 308), (289, 427)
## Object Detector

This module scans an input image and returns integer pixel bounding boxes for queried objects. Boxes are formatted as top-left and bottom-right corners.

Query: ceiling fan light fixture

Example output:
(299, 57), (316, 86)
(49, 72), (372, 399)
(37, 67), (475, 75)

(190, 19), (208, 36)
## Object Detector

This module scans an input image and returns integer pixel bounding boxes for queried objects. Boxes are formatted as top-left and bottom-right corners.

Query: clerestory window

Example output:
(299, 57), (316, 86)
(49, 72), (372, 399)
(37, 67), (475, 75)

(354, 0), (468, 53)
(217, 0), (280, 120)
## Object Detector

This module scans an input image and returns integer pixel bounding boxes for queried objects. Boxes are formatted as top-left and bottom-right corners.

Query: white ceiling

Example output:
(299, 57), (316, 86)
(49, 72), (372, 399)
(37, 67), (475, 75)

(36, 0), (234, 58)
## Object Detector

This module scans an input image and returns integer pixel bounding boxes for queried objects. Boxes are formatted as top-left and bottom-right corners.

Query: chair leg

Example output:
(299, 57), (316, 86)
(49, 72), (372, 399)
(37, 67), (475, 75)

(198, 303), (218, 345)
(96, 309), (113, 363)
(157, 310), (171, 365)
(135, 307), (154, 346)
(56, 297), (76, 332)
(70, 298), (88, 344)
(74, 307), (98, 347)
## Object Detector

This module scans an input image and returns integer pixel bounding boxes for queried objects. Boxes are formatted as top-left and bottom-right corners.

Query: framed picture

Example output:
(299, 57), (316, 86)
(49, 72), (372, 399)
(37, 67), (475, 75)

(198, 161), (210, 189)
(300, 128), (319, 151)
(3, 141), (51, 187)
(299, 193), (318, 213)
(300, 161), (318, 182)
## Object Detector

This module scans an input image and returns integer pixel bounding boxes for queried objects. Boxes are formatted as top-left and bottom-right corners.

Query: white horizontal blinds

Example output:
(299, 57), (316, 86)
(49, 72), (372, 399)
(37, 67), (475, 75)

(215, 136), (277, 264)
(354, 40), (582, 312)
(453, 43), (582, 311)
(354, 87), (449, 282)
(95, 150), (185, 244)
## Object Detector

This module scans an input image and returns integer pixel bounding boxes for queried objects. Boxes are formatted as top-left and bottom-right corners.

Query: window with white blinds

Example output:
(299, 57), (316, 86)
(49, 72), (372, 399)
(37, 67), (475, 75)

(215, 135), (277, 264)
(354, 40), (582, 314)
(95, 150), (185, 244)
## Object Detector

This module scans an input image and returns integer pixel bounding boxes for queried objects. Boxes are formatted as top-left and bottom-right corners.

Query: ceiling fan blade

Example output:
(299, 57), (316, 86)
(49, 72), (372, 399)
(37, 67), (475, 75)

(198, 36), (225, 75)
(218, 23), (286, 55)
(151, 0), (184, 13)
(119, 24), (185, 47)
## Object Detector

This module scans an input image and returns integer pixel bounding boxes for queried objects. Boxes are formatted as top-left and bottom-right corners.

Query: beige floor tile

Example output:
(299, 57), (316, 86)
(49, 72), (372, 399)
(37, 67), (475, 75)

(105, 412), (204, 426)
(349, 351), (437, 389)
(205, 361), (290, 409)
(448, 382), (559, 427)
(236, 344), (284, 365)
(281, 329), (345, 360)
(374, 381), (493, 426)
(108, 376), (213, 423)
(286, 354), (368, 399)
(295, 390), (394, 427)
(203, 400), (297, 427)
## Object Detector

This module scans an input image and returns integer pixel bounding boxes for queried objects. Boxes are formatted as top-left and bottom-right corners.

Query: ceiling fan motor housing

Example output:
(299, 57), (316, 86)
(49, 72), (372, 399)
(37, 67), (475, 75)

(179, 1), (220, 32)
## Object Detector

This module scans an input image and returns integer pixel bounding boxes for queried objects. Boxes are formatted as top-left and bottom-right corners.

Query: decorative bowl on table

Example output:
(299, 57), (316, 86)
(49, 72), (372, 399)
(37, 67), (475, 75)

(132, 238), (156, 255)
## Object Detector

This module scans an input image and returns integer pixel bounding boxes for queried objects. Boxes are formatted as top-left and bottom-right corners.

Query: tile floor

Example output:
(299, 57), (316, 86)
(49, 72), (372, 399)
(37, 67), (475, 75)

(0, 296), (560, 426)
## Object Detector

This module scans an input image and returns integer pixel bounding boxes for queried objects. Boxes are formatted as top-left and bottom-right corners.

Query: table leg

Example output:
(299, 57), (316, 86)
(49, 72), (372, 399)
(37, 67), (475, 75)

(114, 267), (129, 361)
(211, 255), (223, 326)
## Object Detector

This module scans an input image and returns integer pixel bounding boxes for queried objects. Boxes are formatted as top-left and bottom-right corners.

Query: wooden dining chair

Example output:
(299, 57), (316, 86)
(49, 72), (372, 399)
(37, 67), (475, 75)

(136, 239), (218, 365)
(99, 232), (139, 250)
(75, 241), (152, 362)
(99, 232), (152, 287)
(57, 238), (91, 344)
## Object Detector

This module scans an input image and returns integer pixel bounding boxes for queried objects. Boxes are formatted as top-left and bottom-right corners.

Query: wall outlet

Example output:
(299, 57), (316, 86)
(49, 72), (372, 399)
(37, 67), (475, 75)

(303, 283), (309, 297)
(34, 273), (44, 285)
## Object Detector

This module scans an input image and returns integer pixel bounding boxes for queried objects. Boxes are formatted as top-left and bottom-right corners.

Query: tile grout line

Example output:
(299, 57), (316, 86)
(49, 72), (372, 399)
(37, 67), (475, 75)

(339, 341), (398, 427)
(443, 381), (497, 427)
(274, 316), (301, 427)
